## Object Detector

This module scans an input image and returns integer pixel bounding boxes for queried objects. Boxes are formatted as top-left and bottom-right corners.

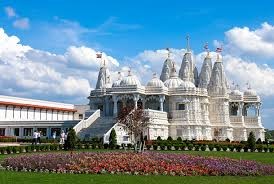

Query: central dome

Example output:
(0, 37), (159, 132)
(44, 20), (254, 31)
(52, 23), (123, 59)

(231, 89), (243, 96)
(147, 74), (165, 88)
(180, 81), (195, 89)
(164, 64), (183, 88)
(244, 88), (257, 96)
(120, 71), (141, 86)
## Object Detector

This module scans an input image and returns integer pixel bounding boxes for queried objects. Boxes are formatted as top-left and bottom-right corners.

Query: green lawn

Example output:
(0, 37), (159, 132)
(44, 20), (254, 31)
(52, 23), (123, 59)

(0, 150), (273, 184)
(0, 171), (274, 184)
(176, 151), (274, 165)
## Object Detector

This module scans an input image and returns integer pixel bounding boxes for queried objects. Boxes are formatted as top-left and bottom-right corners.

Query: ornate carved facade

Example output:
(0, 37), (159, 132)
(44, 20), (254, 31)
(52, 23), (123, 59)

(88, 48), (265, 142)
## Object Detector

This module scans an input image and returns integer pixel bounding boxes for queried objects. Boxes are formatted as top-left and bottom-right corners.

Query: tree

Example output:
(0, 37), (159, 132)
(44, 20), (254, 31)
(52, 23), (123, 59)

(247, 132), (256, 152)
(117, 106), (150, 152)
(109, 128), (117, 149)
(66, 128), (77, 150)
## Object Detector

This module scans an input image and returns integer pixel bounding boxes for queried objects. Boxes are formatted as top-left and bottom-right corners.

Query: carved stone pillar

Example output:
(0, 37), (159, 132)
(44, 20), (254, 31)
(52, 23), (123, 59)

(105, 96), (110, 116)
(113, 95), (118, 117)
(159, 95), (165, 111)
(133, 94), (140, 109)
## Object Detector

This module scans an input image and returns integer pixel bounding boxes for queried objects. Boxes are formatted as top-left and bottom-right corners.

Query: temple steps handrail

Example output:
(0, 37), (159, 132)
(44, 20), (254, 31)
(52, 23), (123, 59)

(73, 109), (100, 134)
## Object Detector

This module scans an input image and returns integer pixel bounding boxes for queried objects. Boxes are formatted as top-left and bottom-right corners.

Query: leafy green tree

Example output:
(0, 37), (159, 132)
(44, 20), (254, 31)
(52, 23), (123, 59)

(247, 132), (256, 152)
(66, 128), (77, 150)
(109, 128), (117, 149)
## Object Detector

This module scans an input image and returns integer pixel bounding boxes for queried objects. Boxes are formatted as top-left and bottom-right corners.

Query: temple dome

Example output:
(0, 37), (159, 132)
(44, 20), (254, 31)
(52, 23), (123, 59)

(120, 71), (141, 86)
(164, 64), (183, 88)
(244, 88), (257, 96)
(147, 74), (165, 88)
(180, 81), (196, 89)
(112, 79), (121, 87)
(230, 89), (243, 96)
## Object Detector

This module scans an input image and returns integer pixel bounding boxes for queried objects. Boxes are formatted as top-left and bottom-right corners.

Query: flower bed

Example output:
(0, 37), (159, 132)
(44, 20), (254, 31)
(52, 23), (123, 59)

(2, 152), (274, 176)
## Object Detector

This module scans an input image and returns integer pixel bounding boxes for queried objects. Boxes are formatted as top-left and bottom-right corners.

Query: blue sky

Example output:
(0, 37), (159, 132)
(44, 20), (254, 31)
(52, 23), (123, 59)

(0, 1), (274, 129)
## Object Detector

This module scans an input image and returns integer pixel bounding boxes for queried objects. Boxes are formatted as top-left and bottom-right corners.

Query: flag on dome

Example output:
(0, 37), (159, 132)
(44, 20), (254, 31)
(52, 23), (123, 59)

(96, 52), (102, 58)
(204, 43), (209, 50)
(216, 47), (222, 52)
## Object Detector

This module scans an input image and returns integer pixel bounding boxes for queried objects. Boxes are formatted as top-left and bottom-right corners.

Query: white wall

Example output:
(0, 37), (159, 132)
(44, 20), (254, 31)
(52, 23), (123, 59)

(0, 105), (6, 120)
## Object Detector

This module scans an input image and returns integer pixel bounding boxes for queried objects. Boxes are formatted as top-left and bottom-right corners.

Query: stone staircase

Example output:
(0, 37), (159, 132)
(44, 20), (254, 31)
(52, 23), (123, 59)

(77, 116), (115, 139)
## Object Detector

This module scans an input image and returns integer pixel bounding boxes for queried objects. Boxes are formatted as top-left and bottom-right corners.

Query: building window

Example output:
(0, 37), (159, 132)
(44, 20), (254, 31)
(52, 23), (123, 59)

(123, 135), (129, 142)
(51, 128), (61, 136)
(23, 128), (33, 136)
(0, 128), (5, 136)
(79, 114), (83, 119)
(37, 128), (47, 136)
(13, 128), (19, 136)
(177, 103), (186, 110)
(176, 129), (182, 136)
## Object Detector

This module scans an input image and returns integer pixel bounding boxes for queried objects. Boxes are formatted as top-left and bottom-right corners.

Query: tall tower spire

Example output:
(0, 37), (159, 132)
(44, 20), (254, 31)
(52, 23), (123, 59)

(160, 48), (173, 82)
(186, 35), (190, 52)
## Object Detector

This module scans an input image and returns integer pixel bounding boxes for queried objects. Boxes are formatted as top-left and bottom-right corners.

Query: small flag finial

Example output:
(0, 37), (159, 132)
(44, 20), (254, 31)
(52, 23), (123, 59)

(166, 48), (171, 58)
(204, 42), (210, 58)
(186, 35), (190, 52)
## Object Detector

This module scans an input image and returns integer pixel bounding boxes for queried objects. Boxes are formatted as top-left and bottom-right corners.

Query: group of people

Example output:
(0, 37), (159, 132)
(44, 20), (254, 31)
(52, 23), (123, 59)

(32, 130), (42, 145)
(32, 130), (68, 145)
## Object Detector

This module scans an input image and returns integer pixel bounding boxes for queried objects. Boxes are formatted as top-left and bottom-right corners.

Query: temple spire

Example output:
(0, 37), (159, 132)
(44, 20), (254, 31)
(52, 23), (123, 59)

(186, 35), (190, 52)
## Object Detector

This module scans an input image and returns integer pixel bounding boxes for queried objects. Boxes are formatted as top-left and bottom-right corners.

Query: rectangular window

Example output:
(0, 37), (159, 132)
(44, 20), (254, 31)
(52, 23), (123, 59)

(51, 128), (61, 136)
(13, 128), (19, 136)
(37, 128), (47, 136)
(123, 136), (129, 142)
(79, 114), (83, 119)
(0, 128), (5, 136)
(178, 103), (186, 110)
(23, 128), (33, 136)
(176, 129), (182, 136)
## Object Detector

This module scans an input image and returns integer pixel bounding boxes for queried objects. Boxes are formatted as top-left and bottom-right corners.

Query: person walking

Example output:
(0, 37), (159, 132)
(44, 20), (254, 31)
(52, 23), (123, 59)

(32, 130), (38, 145)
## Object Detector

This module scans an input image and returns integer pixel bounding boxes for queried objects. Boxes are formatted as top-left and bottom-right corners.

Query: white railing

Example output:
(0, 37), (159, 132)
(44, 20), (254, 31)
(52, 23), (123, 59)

(230, 116), (244, 123)
(73, 109), (100, 134)
(144, 109), (168, 120)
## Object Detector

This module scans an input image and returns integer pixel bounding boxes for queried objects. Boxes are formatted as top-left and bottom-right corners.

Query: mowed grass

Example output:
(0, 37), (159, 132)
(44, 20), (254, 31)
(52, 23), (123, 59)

(0, 150), (273, 184)
(174, 151), (274, 165)
(0, 171), (274, 184)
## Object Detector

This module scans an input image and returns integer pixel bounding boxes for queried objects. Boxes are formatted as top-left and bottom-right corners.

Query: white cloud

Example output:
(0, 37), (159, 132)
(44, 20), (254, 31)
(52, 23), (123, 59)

(65, 46), (119, 69)
(13, 18), (30, 30)
(0, 28), (122, 103)
(224, 54), (274, 96)
(225, 22), (274, 58)
(4, 6), (17, 18)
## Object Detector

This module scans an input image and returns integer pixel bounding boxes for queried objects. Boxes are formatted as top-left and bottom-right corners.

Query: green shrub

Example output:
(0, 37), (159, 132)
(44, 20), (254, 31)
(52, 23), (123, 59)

(160, 143), (165, 150)
(228, 145), (234, 152)
(225, 138), (230, 143)
(146, 144), (151, 150)
(243, 145), (249, 152)
(208, 144), (214, 151)
(247, 132), (256, 152)
(167, 143), (172, 150)
(67, 128), (77, 150)
(263, 147), (268, 152)
(156, 136), (162, 141)
(269, 147), (274, 152)
(187, 144), (193, 151)
(103, 143), (108, 149)
(0, 147), (5, 154)
(256, 138), (262, 144)
(180, 143), (186, 151)
(177, 137), (182, 142)
(215, 144), (221, 151)
(127, 143), (132, 149)
(201, 145), (206, 151)
(194, 144), (200, 151)
(167, 136), (173, 142)
(6, 146), (12, 154)
(256, 144), (263, 152)
(18, 146), (25, 153)
(236, 144), (243, 152)
(173, 144), (179, 150)
(222, 145), (228, 151)
(115, 144), (120, 149)
(25, 146), (30, 152)
(12, 146), (17, 153)
(153, 144), (158, 150)
(109, 129), (117, 149)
